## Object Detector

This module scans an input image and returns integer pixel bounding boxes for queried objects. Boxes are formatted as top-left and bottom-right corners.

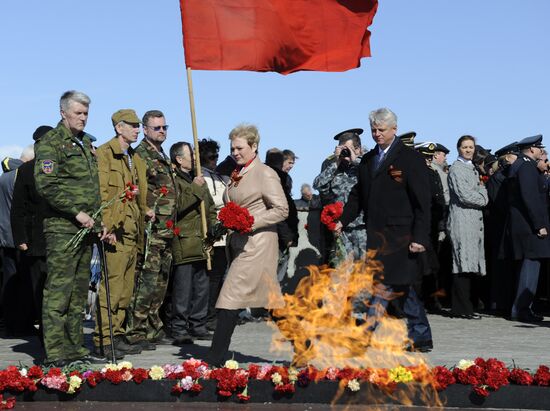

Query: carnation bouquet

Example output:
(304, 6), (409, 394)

(64, 182), (139, 250)
(207, 201), (254, 245)
(320, 201), (347, 265)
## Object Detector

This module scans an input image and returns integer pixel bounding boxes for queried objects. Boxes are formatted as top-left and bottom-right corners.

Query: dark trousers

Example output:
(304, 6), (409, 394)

(170, 261), (209, 337)
(1, 248), (37, 335)
(451, 273), (474, 315)
(28, 256), (47, 339)
(511, 258), (540, 318)
(207, 308), (240, 366)
(206, 248), (227, 326)
(367, 284), (432, 344)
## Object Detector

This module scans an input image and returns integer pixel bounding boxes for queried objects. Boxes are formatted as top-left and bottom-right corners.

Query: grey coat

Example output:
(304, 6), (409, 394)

(447, 160), (488, 275)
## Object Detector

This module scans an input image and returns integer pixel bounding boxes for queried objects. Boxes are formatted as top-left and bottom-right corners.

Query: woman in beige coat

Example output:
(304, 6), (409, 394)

(206, 124), (289, 367)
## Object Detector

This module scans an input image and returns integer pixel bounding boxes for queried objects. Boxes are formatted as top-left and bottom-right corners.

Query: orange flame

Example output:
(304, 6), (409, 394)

(270, 250), (443, 407)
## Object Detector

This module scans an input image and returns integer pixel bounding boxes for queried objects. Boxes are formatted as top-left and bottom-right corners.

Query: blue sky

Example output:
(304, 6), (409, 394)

(1, 1), (549, 196)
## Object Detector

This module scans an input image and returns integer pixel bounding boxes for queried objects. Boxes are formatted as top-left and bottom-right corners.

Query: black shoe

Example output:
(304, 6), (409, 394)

(407, 340), (433, 353)
(190, 330), (214, 340)
(173, 333), (194, 345)
(114, 336), (142, 354)
(511, 312), (544, 323)
(450, 312), (482, 320)
(71, 354), (107, 365)
(94, 345), (126, 361)
(135, 339), (157, 350)
(43, 359), (69, 368)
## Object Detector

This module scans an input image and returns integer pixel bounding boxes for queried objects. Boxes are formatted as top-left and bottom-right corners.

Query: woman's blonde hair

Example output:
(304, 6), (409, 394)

(229, 123), (260, 147)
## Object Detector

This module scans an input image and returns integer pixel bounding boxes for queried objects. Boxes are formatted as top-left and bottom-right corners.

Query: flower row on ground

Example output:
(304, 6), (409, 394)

(0, 358), (550, 409)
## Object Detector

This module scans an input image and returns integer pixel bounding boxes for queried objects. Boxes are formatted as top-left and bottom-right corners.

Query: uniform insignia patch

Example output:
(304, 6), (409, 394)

(42, 160), (54, 174)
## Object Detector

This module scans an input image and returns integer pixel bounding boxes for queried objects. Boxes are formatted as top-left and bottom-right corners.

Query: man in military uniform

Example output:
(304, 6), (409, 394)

(313, 129), (366, 263)
(34, 90), (107, 366)
(414, 142), (446, 311)
(504, 135), (550, 322)
(126, 110), (177, 349)
(487, 142), (518, 313)
(93, 109), (149, 358)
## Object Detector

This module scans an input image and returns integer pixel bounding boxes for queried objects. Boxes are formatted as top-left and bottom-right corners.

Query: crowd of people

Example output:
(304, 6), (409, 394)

(0, 91), (548, 367)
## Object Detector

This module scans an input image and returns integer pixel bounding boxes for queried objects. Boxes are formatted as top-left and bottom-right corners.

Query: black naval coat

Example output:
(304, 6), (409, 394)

(10, 159), (47, 257)
(503, 154), (550, 260)
(341, 139), (431, 285)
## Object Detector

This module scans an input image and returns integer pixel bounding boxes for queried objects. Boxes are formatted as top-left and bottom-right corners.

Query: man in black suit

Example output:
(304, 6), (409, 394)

(504, 135), (550, 322)
(335, 108), (433, 352)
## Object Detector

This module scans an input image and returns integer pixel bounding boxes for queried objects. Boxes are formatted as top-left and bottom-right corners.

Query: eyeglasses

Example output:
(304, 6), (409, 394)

(207, 154), (219, 160)
(145, 125), (169, 131)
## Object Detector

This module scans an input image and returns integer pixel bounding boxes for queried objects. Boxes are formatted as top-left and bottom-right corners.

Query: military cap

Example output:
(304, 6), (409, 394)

(494, 142), (519, 157)
(111, 109), (141, 126)
(434, 143), (450, 154)
(333, 128), (363, 141)
(414, 141), (436, 156)
(516, 134), (544, 150)
(397, 131), (416, 147)
(32, 125), (53, 141)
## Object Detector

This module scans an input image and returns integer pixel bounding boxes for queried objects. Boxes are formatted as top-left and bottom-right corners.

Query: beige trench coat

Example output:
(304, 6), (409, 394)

(216, 157), (289, 310)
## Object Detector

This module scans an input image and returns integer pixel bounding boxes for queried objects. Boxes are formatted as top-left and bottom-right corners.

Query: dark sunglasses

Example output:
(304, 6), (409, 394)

(146, 125), (169, 131)
(207, 153), (219, 160)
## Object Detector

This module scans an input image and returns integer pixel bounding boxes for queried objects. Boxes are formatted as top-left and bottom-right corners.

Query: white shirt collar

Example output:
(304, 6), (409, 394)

(457, 156), (473, 164)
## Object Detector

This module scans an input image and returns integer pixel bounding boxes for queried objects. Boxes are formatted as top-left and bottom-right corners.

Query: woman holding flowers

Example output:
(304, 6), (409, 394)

(206, 124), (289, 367)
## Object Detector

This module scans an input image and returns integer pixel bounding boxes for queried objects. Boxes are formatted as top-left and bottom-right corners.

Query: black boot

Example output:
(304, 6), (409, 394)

(205, 309), (240, 367)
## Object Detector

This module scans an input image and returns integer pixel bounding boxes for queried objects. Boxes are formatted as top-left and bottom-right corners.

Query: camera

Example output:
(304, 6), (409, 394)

(339, 147), (351, 158)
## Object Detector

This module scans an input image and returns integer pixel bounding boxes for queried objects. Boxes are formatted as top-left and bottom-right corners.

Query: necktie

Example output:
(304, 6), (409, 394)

(376, 150), (385, 170)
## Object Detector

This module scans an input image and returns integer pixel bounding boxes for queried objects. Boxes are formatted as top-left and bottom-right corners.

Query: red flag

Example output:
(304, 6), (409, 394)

(180, 0), (378, 75)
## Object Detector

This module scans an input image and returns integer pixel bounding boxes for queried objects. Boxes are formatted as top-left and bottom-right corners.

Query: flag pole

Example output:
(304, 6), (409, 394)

(186, 67), (212, 270)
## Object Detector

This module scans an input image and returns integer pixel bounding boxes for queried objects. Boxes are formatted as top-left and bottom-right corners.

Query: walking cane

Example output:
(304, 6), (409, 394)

(98, 240), (117, 364)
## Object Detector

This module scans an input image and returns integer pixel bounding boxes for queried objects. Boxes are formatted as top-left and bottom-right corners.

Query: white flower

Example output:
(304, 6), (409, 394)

(457, 359), (475, 370)
(149, 365), (165, 380)
(67, 375), (82, 394)
(20, 368), (27, 377)
(118, 361), (133, 370)
(347, 379), (360, 392)
(271, 372), (283, 385)
(180, 376), (194, 391)
(224, 359), (239, 370)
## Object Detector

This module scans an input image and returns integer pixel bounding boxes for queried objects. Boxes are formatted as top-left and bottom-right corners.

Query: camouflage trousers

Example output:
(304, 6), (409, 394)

(125, 234), (172, 343)
(339, 226), (367, 261)
(43, 232), (92, 362)
(93, 238), (138, 347)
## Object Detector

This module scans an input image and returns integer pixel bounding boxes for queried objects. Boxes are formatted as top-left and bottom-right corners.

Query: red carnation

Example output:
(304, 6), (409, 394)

(27, 366), (44, 379)
(166, 220), (174, 229)
(432, 366), (455, 391)
(132, 368), (149, 384)
(473, 385), (489, 397)
(510, 368), (533, 386)
(534, 365), (550, 386)
(159, 186), (169, 196)
(237, 392), (250, 402)
(218, 202), (254, 234)
(321, 202), (343, 231)
(190, 383), (203, 393)
(173, 227), (180, 236)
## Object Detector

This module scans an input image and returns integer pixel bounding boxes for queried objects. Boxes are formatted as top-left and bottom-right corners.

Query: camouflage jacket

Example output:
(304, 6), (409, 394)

(135, 139), (177, 238)
(313, 156), (365, 229)
(34, 121), (101, 234)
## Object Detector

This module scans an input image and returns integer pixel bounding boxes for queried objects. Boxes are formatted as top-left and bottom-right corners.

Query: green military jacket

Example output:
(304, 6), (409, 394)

(135, 139), (177, 239)
(96, 137), (148, 252)
(34, 121), (101, 234)
(171, 168), (217, 265)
